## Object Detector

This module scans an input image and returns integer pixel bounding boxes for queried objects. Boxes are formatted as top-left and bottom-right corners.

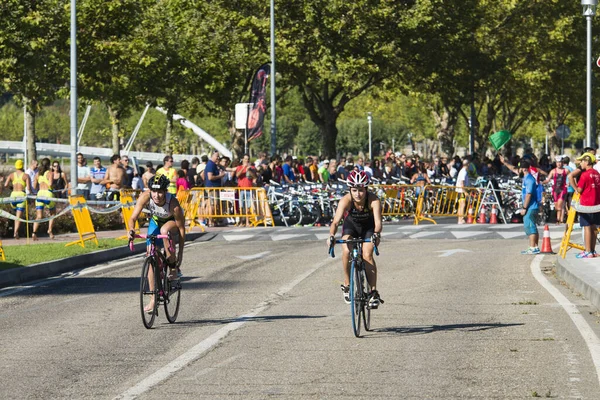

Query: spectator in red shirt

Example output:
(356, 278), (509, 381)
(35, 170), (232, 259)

(569, 152), (600, 258)
(235, 154), (254, 227)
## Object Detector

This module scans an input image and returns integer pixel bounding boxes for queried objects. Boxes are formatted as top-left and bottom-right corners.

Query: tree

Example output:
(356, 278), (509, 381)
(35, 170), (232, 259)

(77, 0), (154, 154)
(0, 0), (69, 162)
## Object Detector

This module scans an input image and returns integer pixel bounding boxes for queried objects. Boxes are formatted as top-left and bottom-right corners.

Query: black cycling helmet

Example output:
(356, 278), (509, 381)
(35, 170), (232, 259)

(149, 174), (169, 191)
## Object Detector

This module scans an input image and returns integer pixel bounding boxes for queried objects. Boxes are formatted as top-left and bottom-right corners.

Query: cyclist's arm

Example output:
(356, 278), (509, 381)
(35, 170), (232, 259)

(171, 199), (186, 267)
(329, 195), (350, 238)
(127, 191), (150, 238)
(371, 196), (383, 236)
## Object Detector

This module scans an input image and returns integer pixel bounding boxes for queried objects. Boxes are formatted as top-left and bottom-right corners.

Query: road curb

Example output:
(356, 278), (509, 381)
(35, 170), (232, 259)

(555, 256), (600, 310)
(0, 231), (215, 289)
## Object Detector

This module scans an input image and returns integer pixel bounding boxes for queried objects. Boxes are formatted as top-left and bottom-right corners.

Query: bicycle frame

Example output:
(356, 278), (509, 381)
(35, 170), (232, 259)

(130, 233), (181, 328)
(329, 237), (379, 337)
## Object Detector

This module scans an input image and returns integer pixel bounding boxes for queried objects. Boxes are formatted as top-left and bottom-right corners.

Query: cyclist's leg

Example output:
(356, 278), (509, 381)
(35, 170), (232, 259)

(145, 219), (161, 309)
(341, 234), (353, 287)
(159, 220), (177, 260)
(362, 228), (376, 291)
(341, 218), (358, 287)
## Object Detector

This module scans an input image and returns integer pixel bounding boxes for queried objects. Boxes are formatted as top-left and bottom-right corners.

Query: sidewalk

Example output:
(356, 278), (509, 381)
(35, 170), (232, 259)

(555, 251), (600, 311)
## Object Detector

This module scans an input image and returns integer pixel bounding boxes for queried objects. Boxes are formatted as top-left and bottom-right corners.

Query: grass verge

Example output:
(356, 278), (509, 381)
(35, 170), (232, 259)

(0, 239), (128, 270)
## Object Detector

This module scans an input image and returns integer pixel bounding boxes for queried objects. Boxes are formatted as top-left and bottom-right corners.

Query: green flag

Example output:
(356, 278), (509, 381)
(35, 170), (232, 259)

(489, 130), (512, 150)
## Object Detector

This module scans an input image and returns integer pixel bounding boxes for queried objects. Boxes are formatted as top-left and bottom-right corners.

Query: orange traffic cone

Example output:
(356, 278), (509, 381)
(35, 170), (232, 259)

(489, 205), (498, 224)
(466, 207), (474, 224)
(540, 225), (554, 254)
(477, 206), (487, 224)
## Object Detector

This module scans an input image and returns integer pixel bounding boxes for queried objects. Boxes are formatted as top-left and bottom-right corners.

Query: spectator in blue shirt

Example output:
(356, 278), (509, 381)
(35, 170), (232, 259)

(204, 151), (225, 187)
(282, 156), (296, 184)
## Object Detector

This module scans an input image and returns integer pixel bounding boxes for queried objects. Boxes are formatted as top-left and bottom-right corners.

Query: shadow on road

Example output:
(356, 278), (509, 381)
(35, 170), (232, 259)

(371, 322), (524, 336)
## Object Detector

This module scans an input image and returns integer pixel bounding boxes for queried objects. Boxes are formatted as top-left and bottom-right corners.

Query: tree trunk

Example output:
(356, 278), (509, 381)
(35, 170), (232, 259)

(25, 98), (37, 163)
(228, 115), (244, 160)
(433, 108), (458, 157)
(165, 108), (174, 155)
(107, 105), (121, 155)
(319, 116), (338, 159)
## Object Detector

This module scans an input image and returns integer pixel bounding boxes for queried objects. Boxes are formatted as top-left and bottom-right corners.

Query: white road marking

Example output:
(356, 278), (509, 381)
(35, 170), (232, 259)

(487, 225), (521, 229)
(444, 224), (480, 229)
(271, 233), (308, 241)
(114, 256), (337, 400)
(435, 249), (472, 257)
(315, 233), (332, 241)
(222, 234), (255, 241)
(236, 251), (271, 260)
(530, 255), (600, 386)
(397, 225), (424, 230)
(497, 231), (525, 239)
(451, 231), (488, 239)
(409, 231), (445, 239)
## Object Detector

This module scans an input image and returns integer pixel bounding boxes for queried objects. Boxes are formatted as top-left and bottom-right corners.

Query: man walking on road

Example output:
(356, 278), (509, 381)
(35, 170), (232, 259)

(569, 152), (600, 258)
(518, 160), (541, 254)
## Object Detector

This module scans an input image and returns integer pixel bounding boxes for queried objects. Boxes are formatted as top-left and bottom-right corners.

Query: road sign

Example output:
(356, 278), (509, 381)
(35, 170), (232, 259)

(235, 103), (253, 130)
(556, 124), (571, 140)
(597, 55), (600, 68)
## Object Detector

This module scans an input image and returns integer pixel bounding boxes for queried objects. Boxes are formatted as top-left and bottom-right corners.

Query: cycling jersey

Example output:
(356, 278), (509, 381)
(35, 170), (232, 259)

(148, 193), (175, 224)
(146, 193), (175, 247)
(342, 193), (376, 239)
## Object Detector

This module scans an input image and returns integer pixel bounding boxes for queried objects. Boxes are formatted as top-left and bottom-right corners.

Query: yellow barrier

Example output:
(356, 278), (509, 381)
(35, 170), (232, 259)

(559, 193), (586, 258)
(186, 188), (206, 232)
(0, 240), (5, 261)
(66, 195), (99, 247)
(415, 184), (482, 225)
(119, 192), (140, 239)
(192, 187), (272, 227)
(372, 185), (418, 221)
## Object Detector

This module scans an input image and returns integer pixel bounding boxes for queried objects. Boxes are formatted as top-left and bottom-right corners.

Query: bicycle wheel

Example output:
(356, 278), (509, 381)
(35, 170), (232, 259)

(349, 261), (363, 337)
(362, 268), (372, 331)
(164, 270), (182, 324)
(140, 258), (158, 329)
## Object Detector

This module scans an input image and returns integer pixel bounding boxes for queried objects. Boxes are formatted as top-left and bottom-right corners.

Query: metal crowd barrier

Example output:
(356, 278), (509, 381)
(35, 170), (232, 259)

(415, 184), (483, 225)
(190, 187), (273, 227)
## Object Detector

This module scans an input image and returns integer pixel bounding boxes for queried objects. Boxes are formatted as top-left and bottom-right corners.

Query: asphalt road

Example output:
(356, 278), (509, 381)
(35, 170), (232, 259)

(2, 234), (600, 399)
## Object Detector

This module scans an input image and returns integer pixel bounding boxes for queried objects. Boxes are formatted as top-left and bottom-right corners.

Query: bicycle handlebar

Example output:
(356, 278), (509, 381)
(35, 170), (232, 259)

(328, 237), (379, 258)
(128, 233), (170, 251)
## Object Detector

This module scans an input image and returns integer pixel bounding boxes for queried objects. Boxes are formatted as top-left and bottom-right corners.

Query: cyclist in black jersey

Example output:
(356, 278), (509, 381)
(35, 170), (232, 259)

(329, 170), (383, 308)
(128, 175), (186, 312)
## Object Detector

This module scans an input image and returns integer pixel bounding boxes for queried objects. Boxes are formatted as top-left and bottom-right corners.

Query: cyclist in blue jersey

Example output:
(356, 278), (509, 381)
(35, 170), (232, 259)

(128, 175), (186, 312)
(329, 170), (383, 308)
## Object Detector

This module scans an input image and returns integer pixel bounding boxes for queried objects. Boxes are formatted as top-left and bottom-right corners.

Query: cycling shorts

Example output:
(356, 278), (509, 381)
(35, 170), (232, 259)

(342, 217), (375, 239)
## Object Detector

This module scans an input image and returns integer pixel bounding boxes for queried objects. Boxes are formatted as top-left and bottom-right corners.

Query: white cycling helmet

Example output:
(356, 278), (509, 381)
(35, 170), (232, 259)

(347, 170), (370, 187)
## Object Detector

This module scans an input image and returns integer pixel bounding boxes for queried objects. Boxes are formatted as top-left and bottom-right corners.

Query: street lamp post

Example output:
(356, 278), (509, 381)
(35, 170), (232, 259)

(367, 112), (373, 160)
(269, 0), (277, 156)
(70, 0), (78, 193)
(583, 0), (598, 149)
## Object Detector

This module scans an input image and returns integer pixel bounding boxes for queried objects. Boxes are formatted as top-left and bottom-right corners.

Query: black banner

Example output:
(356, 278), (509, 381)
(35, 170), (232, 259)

(246, 63), (271, 141)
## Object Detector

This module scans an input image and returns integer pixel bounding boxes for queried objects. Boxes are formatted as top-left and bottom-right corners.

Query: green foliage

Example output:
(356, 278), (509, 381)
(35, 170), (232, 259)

(0, 0), (596, 158)
(0, 239), (128, 269)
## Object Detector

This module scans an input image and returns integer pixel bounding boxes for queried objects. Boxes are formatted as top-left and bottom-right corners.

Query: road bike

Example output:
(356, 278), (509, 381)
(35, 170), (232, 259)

(129, 233), (182, 329)
(329, 237), (380, 337)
